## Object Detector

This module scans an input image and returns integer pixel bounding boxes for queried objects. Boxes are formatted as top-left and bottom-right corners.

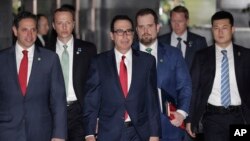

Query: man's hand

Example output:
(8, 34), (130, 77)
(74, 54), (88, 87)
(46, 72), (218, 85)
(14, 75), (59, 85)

(186, 123), (196, 138)
(85, 136), (96, 141)
(170, 111), (184, 127)
(51, 138), (65, 141)
(149, 136), (159, 141)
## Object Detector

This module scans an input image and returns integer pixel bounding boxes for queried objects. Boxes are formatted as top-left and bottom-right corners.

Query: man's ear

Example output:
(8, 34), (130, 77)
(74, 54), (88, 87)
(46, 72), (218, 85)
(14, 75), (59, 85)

(52, 22), (55, 30)
(110, 32), (114, 41)
(12, 26), (17, 37)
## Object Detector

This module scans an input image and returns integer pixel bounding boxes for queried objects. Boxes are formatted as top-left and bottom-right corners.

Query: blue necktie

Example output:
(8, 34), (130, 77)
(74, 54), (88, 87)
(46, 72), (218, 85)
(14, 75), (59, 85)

(177, 37), (182, 50)
(221, 50), (230, 108)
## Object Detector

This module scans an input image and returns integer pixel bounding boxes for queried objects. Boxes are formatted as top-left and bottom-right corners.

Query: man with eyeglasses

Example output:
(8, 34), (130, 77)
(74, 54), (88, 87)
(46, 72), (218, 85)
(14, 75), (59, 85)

(133, 8), (192, 141)
(83, 15), (161, 141)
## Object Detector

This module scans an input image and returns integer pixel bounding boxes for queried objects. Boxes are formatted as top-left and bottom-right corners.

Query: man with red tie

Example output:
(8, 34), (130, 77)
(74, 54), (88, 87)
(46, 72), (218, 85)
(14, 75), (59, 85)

(0, 11), (67, 141)
(83, 15), (161, 141)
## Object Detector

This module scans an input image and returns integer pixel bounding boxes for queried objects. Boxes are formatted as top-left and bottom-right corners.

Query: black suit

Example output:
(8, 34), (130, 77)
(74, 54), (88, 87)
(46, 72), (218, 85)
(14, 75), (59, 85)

(47, 38), (97, 141)
(158, 31), (207, 69)
(35, 35), (48, 47)
(189, 44), (250, 141)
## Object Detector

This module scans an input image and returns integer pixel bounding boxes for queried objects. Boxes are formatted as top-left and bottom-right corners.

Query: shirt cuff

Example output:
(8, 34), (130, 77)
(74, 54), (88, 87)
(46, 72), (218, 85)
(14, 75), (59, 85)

(176, 109), (188, 119)
(85, 135), (95, 139)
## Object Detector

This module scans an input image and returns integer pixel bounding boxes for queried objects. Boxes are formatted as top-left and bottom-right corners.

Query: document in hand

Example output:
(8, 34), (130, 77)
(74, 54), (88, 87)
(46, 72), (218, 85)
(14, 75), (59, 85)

(165, 102), (185, 129)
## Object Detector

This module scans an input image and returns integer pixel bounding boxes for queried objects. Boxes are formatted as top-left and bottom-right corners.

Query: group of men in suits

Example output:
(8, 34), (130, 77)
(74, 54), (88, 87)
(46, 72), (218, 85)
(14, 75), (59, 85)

(1, 4), (250, 141)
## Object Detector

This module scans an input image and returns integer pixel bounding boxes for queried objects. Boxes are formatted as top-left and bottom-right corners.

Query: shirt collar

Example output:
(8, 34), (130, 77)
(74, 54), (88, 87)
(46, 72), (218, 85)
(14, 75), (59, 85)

(139, 40), (158, 52)
(56, 35), (74, 50)
(115, 48), (132, 62)
(215, 42), (233, 53)
(172, 30), (187, 41)
(15, 42), (35, 57)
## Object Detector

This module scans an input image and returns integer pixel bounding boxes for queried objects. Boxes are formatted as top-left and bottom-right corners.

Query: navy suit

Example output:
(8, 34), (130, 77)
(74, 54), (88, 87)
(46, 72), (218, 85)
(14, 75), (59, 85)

(158, 31), (207, 69)
(83, 49), (161, 141)
(133, 42), (192, 141)
(0, 46), (67, 141)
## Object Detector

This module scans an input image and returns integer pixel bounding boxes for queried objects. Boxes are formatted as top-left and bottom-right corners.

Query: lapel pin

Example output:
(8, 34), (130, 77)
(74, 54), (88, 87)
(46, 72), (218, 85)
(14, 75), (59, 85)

(159, 59), (163, 63)
(76, 48), (82, 55)
(38, 57), (41, 61)
(238, 52), (241, 56)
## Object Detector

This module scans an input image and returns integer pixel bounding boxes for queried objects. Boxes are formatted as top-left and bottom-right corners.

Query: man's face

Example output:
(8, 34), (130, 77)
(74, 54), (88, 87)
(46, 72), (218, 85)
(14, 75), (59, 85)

(110, 20), (134, 53)
(136, 14), (160, 46)
(53, 11), (74, 40)
(170, 12), (188, 36)
(38, 16), (49, 35)
(212, 19), (234, 48)
(13, 18), (37, 49)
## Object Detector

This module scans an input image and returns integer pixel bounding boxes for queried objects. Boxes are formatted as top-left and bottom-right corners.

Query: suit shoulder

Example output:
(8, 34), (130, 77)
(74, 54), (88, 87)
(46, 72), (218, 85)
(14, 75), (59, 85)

(0, 47), (13, 59)
(75, 39), (96, 48)
(188, 31), (205, 39)
(37, 47), (59, 60)
(195, 45), (214, 56)
(160, 42), (182, 54)
(158, 33), (171, 40)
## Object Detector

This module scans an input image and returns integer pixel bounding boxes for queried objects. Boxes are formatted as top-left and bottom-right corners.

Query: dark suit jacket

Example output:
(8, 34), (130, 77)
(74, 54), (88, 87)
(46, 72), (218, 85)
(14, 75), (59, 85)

(158, 31), (207, 69)
(83, 49), (161, 141)
(46, 38), (97, 107)
(133, 42), (192, 113)
(35, 35), (48, 48)
(0, 46), (67, 141)
(189, 44), (250, 133)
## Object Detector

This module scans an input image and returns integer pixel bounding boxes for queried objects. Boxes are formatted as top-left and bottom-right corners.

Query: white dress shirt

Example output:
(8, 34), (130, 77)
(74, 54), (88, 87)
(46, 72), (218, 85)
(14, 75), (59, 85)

(208, 43), (241, 106)
(115, 48), (132, 121)
(171, 31), (187, 58)
(16, 42), (34, 85)
(56, 36), (77, 102)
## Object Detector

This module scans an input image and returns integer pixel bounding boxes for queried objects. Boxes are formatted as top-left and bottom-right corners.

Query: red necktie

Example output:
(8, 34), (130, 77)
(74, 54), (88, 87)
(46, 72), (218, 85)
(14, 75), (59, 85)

(19, 50), (28, 96)
(119, 55), (128, 120)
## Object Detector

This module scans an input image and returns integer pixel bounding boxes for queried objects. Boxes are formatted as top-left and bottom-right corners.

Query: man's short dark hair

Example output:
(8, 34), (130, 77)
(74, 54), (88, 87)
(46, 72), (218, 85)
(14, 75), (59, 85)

(13, 11), (37, 28)
(211, 11), (234, 26)
(110, 15), (134, 32)
(170, 5), (189, 19)
(135, 8), (158, 25)
(37, 14), (48, 25)
(53, 7), (75, 22)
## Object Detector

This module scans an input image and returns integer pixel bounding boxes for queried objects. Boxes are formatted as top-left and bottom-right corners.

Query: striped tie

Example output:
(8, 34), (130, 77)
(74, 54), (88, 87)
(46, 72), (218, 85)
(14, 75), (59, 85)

(176, 37), (182, 50)
(221, 50), (230, 108)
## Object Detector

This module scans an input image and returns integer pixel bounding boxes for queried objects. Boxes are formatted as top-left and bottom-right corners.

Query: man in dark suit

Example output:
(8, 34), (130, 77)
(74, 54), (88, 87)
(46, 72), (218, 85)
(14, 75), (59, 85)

(83, 15), (161, 141)
(158, 6), (207, 69)
(35, 14), (49, 47)
(0, 11), (67, 141)
(133, 8), (192, 141)
(47, 7), (97, 141)
(186, 11), (250, 141)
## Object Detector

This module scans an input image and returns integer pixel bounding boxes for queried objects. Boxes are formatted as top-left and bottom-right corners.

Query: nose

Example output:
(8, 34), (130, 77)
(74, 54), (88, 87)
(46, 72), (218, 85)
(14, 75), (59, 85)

(27, 30), (33, 37)
(62, 23), (67, 29)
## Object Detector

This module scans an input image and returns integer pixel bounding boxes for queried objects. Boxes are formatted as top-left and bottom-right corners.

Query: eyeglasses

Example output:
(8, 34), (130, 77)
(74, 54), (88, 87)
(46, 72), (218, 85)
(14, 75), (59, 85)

(113, 29), (134, 36)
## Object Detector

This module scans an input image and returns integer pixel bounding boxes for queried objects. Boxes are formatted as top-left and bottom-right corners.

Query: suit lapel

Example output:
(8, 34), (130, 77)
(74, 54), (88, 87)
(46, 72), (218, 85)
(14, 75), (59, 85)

(185, 32), (192, 60)
(8, 47), (23, 97)
(233, 45), (242, 90)
(26, 46), (41, 96)
(205, 46), (216, 94)
(72, 39), (80, 97)
(107, 50), (125, 99)
(157, 42), (166, 88)
(127, 50), (139, 97)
